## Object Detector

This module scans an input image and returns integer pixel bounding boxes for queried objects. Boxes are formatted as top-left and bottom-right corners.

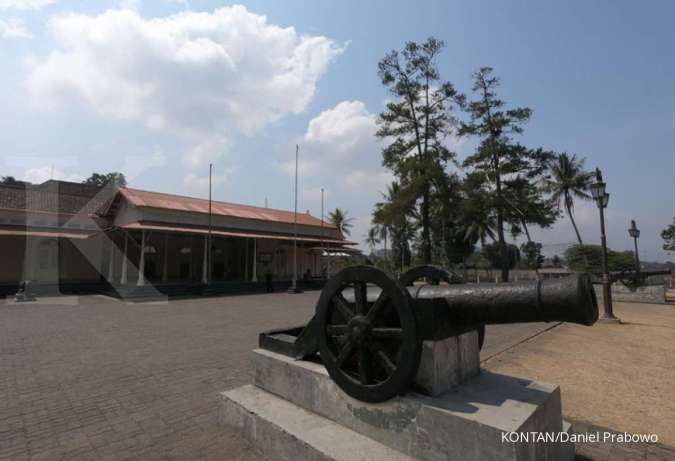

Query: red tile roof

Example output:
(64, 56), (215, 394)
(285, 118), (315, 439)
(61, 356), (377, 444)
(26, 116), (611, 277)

(119, 187), (336, 229)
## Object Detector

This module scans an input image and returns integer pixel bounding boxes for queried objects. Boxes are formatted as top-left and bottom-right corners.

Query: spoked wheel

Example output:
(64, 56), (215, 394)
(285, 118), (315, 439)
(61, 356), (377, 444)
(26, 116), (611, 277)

(316, 266), (421, 403)
(399, 265), (463, 287)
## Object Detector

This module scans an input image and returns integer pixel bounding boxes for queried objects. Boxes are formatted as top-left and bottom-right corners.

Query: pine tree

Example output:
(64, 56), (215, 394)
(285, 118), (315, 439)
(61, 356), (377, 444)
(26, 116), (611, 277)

(376, 37), (462, 263)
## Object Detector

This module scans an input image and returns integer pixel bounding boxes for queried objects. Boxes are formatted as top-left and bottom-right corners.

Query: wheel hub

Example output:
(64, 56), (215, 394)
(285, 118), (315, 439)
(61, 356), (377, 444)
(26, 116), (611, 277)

(347, 315), (370, 344)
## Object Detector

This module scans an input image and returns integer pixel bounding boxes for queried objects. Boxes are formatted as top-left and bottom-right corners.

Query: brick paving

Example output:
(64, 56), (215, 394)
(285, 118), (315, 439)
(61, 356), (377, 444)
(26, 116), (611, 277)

(1, 293), (672, 460)
(0, 292), (317, 460)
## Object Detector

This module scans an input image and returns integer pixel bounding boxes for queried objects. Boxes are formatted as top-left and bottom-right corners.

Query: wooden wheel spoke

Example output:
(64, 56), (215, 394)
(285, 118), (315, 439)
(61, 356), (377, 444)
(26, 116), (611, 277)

(326, 324), (348, 337)
(354, 281), (368, 315)
(367, 343), (396, 376)
(371, 327), (403, 340)
(357, 348), (371, 385)
(333, 293), (354, 321)
(336, 339), (356, 367)
(365, 293), (389, 323)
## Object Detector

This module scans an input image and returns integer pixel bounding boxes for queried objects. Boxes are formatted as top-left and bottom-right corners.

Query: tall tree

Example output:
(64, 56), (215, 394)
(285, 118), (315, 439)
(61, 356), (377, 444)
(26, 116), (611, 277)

(459, 67), (544, 282)
(328, 208), (354, 237)
(661, 218), (675, 252)
(364, 227), (380, 253)
(376, 37), (462, 263)
(82, 172), (127, 187)
(372, 182), (415, 270)
(544, 153), (593, 244)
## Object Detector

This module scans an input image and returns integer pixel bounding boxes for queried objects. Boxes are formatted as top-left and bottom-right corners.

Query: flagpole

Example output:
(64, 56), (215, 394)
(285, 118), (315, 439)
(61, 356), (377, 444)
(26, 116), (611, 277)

(208, 163), (212, 285)
(289, 145), (301, 293)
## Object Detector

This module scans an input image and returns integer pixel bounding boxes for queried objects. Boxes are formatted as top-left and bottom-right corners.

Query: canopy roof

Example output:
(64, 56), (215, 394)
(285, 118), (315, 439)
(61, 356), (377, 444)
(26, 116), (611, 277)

(120, 221), (356, 246)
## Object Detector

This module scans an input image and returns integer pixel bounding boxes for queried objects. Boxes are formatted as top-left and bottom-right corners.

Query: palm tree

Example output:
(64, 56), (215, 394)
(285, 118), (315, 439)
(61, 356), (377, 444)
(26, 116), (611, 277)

(544, 153), (593, 245)
(378, 224), (389, 259)
(364, 227), (380, 253)
(328, 208), (355, 237)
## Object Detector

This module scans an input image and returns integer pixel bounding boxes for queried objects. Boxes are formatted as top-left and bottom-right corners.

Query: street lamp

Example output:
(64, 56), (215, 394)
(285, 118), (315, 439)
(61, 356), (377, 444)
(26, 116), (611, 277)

(591, 168), (620, 323)
(628, 219), (641, 274)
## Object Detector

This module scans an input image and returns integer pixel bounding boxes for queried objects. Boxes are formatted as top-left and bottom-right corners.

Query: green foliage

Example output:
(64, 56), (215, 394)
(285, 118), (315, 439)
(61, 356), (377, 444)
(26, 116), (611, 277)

(364, 227), (380, 252)
(544, 153), (593, 244)
(551, 255), (562, 268)
(372, 182), (415, 270)
(520, 241), (544, 270)
(82, 172), (126, 187)
(327, 208), (354, 237)
(481, 242), (520, 271)
(459, 67), (552, 281)
(376, 37), (462, 263)
(563, 245), (636, 272)
(662, 218), (675, 252)
(1, 176), (23, 185)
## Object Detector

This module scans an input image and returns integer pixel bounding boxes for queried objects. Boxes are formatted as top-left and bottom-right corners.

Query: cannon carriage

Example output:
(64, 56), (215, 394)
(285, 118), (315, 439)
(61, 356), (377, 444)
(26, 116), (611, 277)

(260, 265), (598, 403)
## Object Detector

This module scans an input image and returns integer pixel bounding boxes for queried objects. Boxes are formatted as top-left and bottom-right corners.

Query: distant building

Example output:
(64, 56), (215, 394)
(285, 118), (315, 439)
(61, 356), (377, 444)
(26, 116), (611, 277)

(0, 180), (355, 291)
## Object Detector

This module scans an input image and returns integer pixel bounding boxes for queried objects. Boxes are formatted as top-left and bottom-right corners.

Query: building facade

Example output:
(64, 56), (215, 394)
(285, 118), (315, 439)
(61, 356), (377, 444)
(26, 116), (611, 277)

(0, 180), (356, 293)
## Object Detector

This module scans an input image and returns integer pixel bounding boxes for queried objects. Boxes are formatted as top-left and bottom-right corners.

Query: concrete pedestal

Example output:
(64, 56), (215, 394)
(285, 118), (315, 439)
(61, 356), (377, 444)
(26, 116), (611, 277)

(415, 330), (480, 396)
(221, 347), (574, 461)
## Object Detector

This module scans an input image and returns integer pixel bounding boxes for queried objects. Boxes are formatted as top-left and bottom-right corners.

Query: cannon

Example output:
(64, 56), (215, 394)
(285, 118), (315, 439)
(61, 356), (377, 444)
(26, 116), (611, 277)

(259, 265), (598, 403)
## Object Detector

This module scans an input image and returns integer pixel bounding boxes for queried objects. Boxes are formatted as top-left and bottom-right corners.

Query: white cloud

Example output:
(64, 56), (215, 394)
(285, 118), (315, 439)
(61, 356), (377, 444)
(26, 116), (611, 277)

(283, 100), (379, 176)
(281, 100), (394, 247)
(122, 149), (168, 180)
(182, 171), (228, 193)
(26, 6), (344, 139)
(0, 17), (32, 39)
(23, 166), (82, 183)
(0, 0), (55, 10)
(183, 136), (227, 170)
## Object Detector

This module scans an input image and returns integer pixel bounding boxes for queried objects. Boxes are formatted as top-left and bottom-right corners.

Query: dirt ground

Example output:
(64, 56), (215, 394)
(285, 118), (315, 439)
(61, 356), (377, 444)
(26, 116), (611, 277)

(483, 302), (675, 447)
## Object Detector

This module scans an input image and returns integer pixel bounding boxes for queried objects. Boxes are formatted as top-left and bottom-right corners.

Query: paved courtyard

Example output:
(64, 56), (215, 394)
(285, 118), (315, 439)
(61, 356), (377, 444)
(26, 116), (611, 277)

(1, 292), (672, 460)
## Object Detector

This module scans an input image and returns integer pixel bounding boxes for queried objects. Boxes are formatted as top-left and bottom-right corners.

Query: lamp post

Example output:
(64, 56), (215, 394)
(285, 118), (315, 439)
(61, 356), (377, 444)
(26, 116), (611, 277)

(628, 219), (641, 274)
(589, 168), (619, 323)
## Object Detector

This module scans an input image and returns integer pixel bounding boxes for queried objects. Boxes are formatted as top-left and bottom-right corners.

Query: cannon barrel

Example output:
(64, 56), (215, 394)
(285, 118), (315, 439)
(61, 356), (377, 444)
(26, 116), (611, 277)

(343, 274), (598, 327)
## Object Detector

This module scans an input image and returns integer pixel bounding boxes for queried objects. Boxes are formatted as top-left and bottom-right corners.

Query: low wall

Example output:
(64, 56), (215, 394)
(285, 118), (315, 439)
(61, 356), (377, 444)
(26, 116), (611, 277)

(594, 284), (667, 304)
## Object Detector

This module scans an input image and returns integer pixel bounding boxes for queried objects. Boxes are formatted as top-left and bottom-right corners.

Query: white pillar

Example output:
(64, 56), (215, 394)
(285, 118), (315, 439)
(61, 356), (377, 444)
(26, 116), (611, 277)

(202, 235), (208, 284)
(162, 233), (169, 283)
(107, 239), (115, 282)
(245, 238), (249, 281)
(137, 230), (146, 286)
(252, 238), (258, 282)
(120, 233), (128, 285)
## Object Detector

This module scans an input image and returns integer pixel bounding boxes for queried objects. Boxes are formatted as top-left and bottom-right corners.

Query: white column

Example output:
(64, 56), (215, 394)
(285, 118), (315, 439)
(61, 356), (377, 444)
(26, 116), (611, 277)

(162, 233), (169, 283)
(107, 239), (115, 282)
(137, 230), (146, 286)
(120, 233), (128, 285)
(244, 238), (249, 280)
(252, 238), (258, 282)
(202, 235), (208, 284)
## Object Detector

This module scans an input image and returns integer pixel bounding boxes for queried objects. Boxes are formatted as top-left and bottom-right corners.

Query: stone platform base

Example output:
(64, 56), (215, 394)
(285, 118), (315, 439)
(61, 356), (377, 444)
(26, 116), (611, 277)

(221, 349), (574, 461)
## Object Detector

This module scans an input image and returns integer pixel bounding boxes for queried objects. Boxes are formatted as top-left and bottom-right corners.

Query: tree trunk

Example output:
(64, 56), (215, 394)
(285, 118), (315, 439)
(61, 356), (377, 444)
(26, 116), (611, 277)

(422, 186), (432, 264)
(495, 163), (509, 282)
(566, 202), (584, 245)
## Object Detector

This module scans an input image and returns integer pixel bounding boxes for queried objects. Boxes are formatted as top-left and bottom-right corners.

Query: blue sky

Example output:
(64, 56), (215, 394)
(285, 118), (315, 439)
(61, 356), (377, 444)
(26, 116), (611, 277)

(0, 0), (673, 261)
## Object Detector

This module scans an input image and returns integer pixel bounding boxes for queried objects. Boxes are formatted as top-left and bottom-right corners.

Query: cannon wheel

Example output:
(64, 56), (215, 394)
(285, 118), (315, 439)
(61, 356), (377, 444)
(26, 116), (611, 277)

(399, 265), (463, 286)
(316, 266), (421, 403)
(399, 265), (485, 350)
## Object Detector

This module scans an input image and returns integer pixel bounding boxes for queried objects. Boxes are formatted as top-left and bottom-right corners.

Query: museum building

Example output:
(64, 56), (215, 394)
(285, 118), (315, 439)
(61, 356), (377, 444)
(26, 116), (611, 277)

(0, 179), (355, 295)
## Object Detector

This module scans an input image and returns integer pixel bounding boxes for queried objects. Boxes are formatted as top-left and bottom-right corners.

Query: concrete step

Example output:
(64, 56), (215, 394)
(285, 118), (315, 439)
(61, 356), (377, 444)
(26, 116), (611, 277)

(221, 384), (413, 461)
(250, 349), (574, 461)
